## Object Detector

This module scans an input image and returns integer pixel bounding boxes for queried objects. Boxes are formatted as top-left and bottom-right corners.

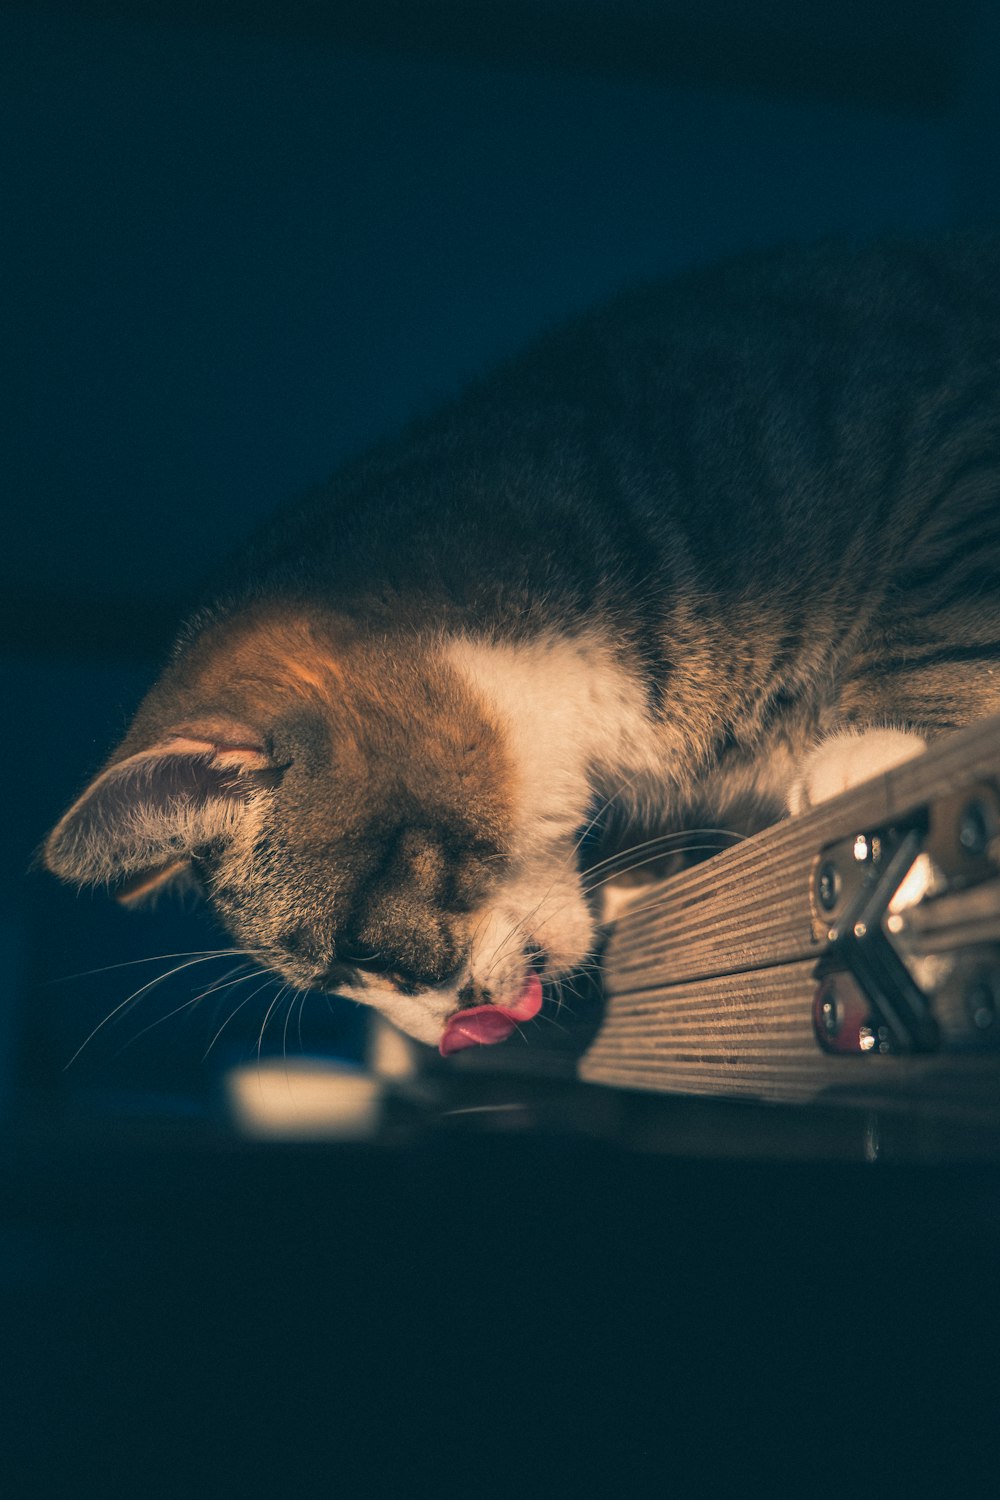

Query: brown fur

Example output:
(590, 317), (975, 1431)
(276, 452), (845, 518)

(49, 606), (516, 997)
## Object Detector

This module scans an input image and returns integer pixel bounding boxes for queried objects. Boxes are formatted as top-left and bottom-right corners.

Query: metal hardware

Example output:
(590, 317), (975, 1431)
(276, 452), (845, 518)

(965, 975), (998, 1032)
(815, 860), (841, 913)
(809, 781), (1000, 1058)
(923, 781), (1000, 885)
(585, 714), (1000, 1115)
(959, 801), (991, 857)
(812, 821), (938, 1054)
(812, 971), (894, 1056)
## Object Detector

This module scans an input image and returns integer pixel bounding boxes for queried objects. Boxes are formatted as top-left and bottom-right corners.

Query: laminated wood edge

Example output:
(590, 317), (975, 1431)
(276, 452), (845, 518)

(603, 713), (1000, 990)
(581, 959), (1000, 1120)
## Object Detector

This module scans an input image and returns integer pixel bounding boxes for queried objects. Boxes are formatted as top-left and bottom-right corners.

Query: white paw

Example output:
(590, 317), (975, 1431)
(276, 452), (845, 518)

(598, 880), (649, 925)
(787, 728), (926, 815)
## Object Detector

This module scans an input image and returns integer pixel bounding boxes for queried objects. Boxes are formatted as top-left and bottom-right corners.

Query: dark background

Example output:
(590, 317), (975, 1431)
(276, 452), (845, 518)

(3, 2), (1000, 1488)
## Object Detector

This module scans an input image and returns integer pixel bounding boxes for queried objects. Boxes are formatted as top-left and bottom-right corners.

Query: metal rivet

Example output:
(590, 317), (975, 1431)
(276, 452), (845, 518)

(966, 979), (997, 1031)
(816, 860), (841, 912)
(818, 988), (841, 1039)
(958, 801), (990, 857)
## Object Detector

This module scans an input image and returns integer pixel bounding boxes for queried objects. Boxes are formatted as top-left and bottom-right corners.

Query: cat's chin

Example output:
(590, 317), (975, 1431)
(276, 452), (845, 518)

(352, 987), (454, 1047)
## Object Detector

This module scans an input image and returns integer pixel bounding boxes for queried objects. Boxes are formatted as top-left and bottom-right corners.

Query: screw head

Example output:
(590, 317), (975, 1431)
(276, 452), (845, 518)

(958, 801), (991, 858)
(816, 859), (841, 912)
(966, 978), (997, 1031)
(817, 986), (841, 1039)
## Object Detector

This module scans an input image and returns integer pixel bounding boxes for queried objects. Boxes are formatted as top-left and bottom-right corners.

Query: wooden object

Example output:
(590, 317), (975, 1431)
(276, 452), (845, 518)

(581, 715), (1000, 1124)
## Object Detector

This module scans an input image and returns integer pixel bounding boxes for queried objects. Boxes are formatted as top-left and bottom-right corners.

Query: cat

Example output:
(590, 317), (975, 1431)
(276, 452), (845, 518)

(44, 236), (1000, 1056)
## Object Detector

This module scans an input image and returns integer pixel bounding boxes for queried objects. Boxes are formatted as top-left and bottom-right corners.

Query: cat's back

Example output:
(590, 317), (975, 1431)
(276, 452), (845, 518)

(592, 234), (1000, 372)
(212, 236), (1000, 633)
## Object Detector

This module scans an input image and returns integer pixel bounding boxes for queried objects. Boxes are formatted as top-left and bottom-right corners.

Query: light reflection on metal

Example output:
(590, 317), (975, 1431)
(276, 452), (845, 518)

(853, 834), (869, 862)
(887, 852), (936, 915)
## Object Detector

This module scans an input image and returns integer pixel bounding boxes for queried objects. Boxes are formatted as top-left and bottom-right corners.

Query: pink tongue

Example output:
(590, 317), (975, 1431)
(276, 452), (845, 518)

(439, 972), (543, 1056)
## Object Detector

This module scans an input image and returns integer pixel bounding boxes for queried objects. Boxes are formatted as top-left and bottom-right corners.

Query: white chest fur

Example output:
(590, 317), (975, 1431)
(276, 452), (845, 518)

(443, 632), (667, 850)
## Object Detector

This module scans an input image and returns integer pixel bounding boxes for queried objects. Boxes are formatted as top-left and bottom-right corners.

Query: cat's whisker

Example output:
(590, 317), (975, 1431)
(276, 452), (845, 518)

(111, 959), (259, 1058)
(115, 979), (237, 1054)
(281, 984), (298, 1073)
(468, 906), (494, 953)
(63, 951), (253, 1070)
(111, 953), (259, 1030)
(202, 974), (278, 1061)
(481, 826), (739, 983)
(573, 958), (607, 979)
(559, 839), (740, 925)
(579, 826), (745, 884)
(190, 959), (258, 1003)
(481, 863), (581, 979)
(482, 919), (534, 982)
(582, 840), (741, 896)
(482, 837), (737, 984)
(112, 997), (207, 1055)
(48, 948), (254, 986)
(564, 765), (654, 869)
(439, 1103), (528, 1117)
(540, 978), (573, 1030)
(257, 983), (289, 1081)
(206, 973), (250, 1032)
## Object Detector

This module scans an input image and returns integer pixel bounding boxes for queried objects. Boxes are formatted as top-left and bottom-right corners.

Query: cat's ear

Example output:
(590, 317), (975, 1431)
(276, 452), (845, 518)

(43, 733), (282, 904)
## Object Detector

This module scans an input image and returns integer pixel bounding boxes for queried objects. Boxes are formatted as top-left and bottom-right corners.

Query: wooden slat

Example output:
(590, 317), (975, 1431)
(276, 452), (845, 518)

(582, 715), (1000, 1118)
(581, 961), (1000, 1119)
(605, 712), (1000, 992)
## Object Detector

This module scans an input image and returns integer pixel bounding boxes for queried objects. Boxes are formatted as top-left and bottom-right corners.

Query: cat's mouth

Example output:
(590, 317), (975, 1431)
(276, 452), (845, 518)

(438, 970), (543, 1056)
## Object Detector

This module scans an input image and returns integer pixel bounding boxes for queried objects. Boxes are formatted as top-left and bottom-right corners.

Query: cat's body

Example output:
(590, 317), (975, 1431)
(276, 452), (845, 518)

(45, 238), (1000, 1051)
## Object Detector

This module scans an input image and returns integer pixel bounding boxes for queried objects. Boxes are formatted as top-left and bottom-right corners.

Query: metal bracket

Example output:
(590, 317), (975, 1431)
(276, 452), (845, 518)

(809, 781), (1000, 1057)
(812, 820), (938, 1054)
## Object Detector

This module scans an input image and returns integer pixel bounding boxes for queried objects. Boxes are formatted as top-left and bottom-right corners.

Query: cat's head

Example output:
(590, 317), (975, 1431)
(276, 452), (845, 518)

(43, 607), (599, 1052)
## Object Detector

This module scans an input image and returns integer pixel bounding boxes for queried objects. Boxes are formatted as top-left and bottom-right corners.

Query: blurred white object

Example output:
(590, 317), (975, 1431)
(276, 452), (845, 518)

(367, 1014), (420, 1081)
(224, 1058), (383, 1140)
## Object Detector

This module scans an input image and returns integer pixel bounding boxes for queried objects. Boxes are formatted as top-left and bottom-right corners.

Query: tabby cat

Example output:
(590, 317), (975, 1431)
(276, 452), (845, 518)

(44, 238), (1000, 1055)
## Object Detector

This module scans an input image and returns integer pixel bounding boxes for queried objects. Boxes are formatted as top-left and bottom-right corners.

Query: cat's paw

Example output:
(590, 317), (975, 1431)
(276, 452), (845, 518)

(598, 879), (649, 925)
(787, 727), (926, 815)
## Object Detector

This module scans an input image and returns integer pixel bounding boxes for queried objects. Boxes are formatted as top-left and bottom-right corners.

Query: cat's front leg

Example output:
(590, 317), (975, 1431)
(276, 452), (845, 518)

(787, 727), (926, 815)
